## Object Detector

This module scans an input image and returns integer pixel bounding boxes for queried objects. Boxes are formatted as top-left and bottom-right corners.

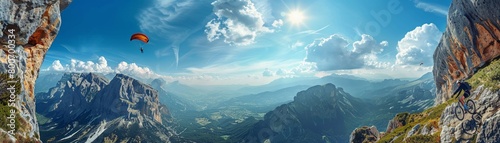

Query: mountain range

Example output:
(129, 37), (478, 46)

(238, 73), (436, 143)
(36, 73), (189, 142)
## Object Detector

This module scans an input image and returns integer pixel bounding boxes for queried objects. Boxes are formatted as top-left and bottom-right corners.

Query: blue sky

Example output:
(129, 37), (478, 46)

(41, 0), (452, 85)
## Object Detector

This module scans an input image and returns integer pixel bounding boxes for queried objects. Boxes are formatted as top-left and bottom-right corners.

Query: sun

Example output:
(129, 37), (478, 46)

(288, 10), (305, 25)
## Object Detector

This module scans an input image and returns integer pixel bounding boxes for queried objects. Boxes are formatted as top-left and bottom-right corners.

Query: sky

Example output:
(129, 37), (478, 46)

(41, 0), (452, 86)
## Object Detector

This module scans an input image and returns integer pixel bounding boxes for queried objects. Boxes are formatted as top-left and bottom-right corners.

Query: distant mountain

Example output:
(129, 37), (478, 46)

(237, 74), (435, 142)
(164, 81), (255, 110)
(36, 73), (190, 142)
(163, 81), (205, 99)
(36, 73), (109, 124)
(35, 72), (65, 94)
(216, 85), (312, 112)
(242, 83), (370, 143)
(240, 74), (410, 98)
(150, 78), (199, 115)
(357, 73), (435, 131)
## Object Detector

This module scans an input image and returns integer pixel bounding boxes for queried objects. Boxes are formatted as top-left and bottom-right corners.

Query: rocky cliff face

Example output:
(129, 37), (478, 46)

(439, 85), (499, 142)
(36, 73), (188, 142)
(242, 83), (368, 143)
(433, 0), (500, 104)
(93, 74), (162, 123)
(385, 112), (410, 134)
(0, 0), (71, 141)
(349, 126), (380, 143)
(36, 73), (109, 125)
(150, 78), (195, 116)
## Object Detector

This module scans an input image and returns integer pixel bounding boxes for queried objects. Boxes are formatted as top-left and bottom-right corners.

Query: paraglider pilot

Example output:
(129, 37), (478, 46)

(130, 33), (149, 54)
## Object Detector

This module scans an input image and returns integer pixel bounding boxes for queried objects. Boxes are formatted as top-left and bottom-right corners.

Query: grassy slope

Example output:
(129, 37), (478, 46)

(468, 58), (500, 91)
(377, 58), (500, 143)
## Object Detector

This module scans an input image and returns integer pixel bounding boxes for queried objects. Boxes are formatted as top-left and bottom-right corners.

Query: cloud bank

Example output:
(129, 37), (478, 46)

(305, 34), (388, 71)
(45, 56), (164, 80)
(205, 0), (275, 46)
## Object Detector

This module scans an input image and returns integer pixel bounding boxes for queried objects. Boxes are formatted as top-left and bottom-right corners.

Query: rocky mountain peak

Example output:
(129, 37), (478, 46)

(36, 73), (185, 142)
(93, 73), (162, 123)
(38, 72), (108, 99)
(244, 83), (367, 143)
(36, 72), (109, 125)
(433, 0), (500, 104)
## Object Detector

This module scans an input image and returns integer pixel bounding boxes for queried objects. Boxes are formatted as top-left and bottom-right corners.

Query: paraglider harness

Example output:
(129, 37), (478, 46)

(140, 47), (144, 53)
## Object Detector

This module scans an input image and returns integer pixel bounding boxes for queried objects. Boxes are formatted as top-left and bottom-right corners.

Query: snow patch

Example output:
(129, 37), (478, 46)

(59, 128), (83, 142)
(85, 120), (107, 143)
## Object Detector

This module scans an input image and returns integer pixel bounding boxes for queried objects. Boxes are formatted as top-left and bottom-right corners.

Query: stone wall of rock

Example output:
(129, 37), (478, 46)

(0, 0), (72, 141)
(349, 126), (380, 143)
(433, 0), (500, 104)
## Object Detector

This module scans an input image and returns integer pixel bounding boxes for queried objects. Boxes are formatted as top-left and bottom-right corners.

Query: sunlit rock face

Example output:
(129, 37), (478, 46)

(92, 74), (163, 123)
(433, 0), (500, 104)
(36, 73), (109, 124)
(0, 0), (72, 142)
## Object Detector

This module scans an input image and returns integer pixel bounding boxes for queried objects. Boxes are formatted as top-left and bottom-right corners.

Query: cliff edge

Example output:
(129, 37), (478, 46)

(0, 0), (72, 142)
(433, 0), (500, 104)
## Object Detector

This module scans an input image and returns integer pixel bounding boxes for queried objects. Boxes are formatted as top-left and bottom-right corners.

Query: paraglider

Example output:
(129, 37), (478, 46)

(419, 62), (423, 66)
(130, 33), (149, 53)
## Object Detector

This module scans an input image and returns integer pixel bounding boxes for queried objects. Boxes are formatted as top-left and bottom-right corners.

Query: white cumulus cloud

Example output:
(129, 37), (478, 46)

(45, 56), (165, 80)
(205, 0), (274, 46)
(305, 34), (388, 71)
(396, 23), (442, 66)
(48, 60), (65, 71)
(50, 56), (114, 73)
(115, 62), (161, 79)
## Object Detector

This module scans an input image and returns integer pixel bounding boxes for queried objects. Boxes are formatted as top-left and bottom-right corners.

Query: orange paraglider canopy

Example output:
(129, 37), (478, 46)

(130, 33), (149, 43)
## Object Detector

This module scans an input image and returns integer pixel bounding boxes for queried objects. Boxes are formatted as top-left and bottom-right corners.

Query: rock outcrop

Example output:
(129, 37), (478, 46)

(385, 112), (409, 134)
(36, 73), (109, 124)
(0, 0), (72, 141)
(93, 74), (162, 123)
(477, 113), (500, 143)
(374, 83), (499, 143)
(349, 126), (380, 143)
(433, 0), (500, 104)
(439, 85), (500, 142)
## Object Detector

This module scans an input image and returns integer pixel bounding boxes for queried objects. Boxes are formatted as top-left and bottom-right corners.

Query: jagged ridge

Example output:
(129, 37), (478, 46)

(242, 83), (368, 143)
(0, 0), (72, 141)
(36, 73), (190, 142)
(433, 0), (500, 104)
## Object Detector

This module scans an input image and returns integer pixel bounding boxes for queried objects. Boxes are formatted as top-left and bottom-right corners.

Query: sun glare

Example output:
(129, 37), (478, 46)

(288, 10), (305, 25)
